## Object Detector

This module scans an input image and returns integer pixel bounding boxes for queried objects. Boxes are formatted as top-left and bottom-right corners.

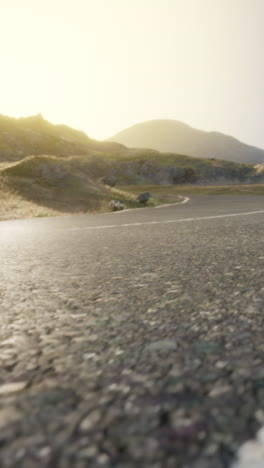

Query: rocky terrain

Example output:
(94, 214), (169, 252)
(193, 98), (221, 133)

(95, 153), (263, 185)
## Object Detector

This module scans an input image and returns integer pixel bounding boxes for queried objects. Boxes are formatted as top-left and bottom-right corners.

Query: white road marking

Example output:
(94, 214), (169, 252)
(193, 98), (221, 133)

(231, 426), (264, 468)
(66, 209), (264, 231)
(105, 195), (190, 215)
(154, 195), (190, 208)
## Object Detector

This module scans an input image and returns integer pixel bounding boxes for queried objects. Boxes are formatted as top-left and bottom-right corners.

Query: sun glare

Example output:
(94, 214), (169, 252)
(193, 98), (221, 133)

(0, 0), (264, 146)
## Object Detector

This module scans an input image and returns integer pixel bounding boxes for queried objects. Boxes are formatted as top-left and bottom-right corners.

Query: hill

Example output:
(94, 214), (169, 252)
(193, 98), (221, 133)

(0, 114), (124, 161)
(79, 150), (263, 185)
(1, 115), (263, 220)
(108, 119), (264, 164)
(0, 155), (140, 220)
(0, 151), (263, 220)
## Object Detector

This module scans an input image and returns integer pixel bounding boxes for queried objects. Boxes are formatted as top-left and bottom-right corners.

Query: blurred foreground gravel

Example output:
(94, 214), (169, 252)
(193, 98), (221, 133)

(0, 195), (264, 468)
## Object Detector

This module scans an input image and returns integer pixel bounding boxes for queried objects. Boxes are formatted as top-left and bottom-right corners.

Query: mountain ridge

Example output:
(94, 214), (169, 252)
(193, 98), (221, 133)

(0, 113), (124, 161)
(108, 119), (264, 164)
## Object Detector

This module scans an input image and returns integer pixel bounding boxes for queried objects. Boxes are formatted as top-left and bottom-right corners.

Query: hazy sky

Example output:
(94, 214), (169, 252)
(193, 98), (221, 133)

(1, 0), (264, 146)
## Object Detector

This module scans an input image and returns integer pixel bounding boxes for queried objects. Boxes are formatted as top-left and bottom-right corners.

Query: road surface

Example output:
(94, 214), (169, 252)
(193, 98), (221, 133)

(0, 195), (264, 468)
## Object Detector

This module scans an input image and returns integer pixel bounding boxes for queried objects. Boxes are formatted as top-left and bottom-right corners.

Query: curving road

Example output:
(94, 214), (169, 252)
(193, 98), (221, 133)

(0, 195), (264, 468)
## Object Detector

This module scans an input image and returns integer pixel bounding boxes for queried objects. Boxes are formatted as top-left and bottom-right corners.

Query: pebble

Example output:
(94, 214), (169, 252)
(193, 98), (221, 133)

(0, 381), (28, 395)
(79, 409), (101, 432)
(169, 365), (184, 377)
(0, 335), (28, 347)
(215, 360), (228, 369)
(78, 445), (99, 459)
(114, 348), (124, 356)
(97, 453), (110, 465)
(108, 383), (130, 394)
(209, 385), (232, 398)
(38, 446), (51, 458)
(82, 352), (98, 361)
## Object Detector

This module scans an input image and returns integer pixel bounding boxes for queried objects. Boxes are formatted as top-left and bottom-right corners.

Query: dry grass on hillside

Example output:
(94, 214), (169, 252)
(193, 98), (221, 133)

(0, 155), (140, 220)
(0, 177), (62, 220)
(0, 176), (134, 221)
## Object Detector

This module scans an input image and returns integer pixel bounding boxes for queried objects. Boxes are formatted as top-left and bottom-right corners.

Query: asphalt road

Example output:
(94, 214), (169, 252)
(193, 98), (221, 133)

(0, 195), (264, 468)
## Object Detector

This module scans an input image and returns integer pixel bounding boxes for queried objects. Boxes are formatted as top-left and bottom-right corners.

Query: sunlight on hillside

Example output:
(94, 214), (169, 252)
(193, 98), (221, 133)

(0, 178), (60, 220)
